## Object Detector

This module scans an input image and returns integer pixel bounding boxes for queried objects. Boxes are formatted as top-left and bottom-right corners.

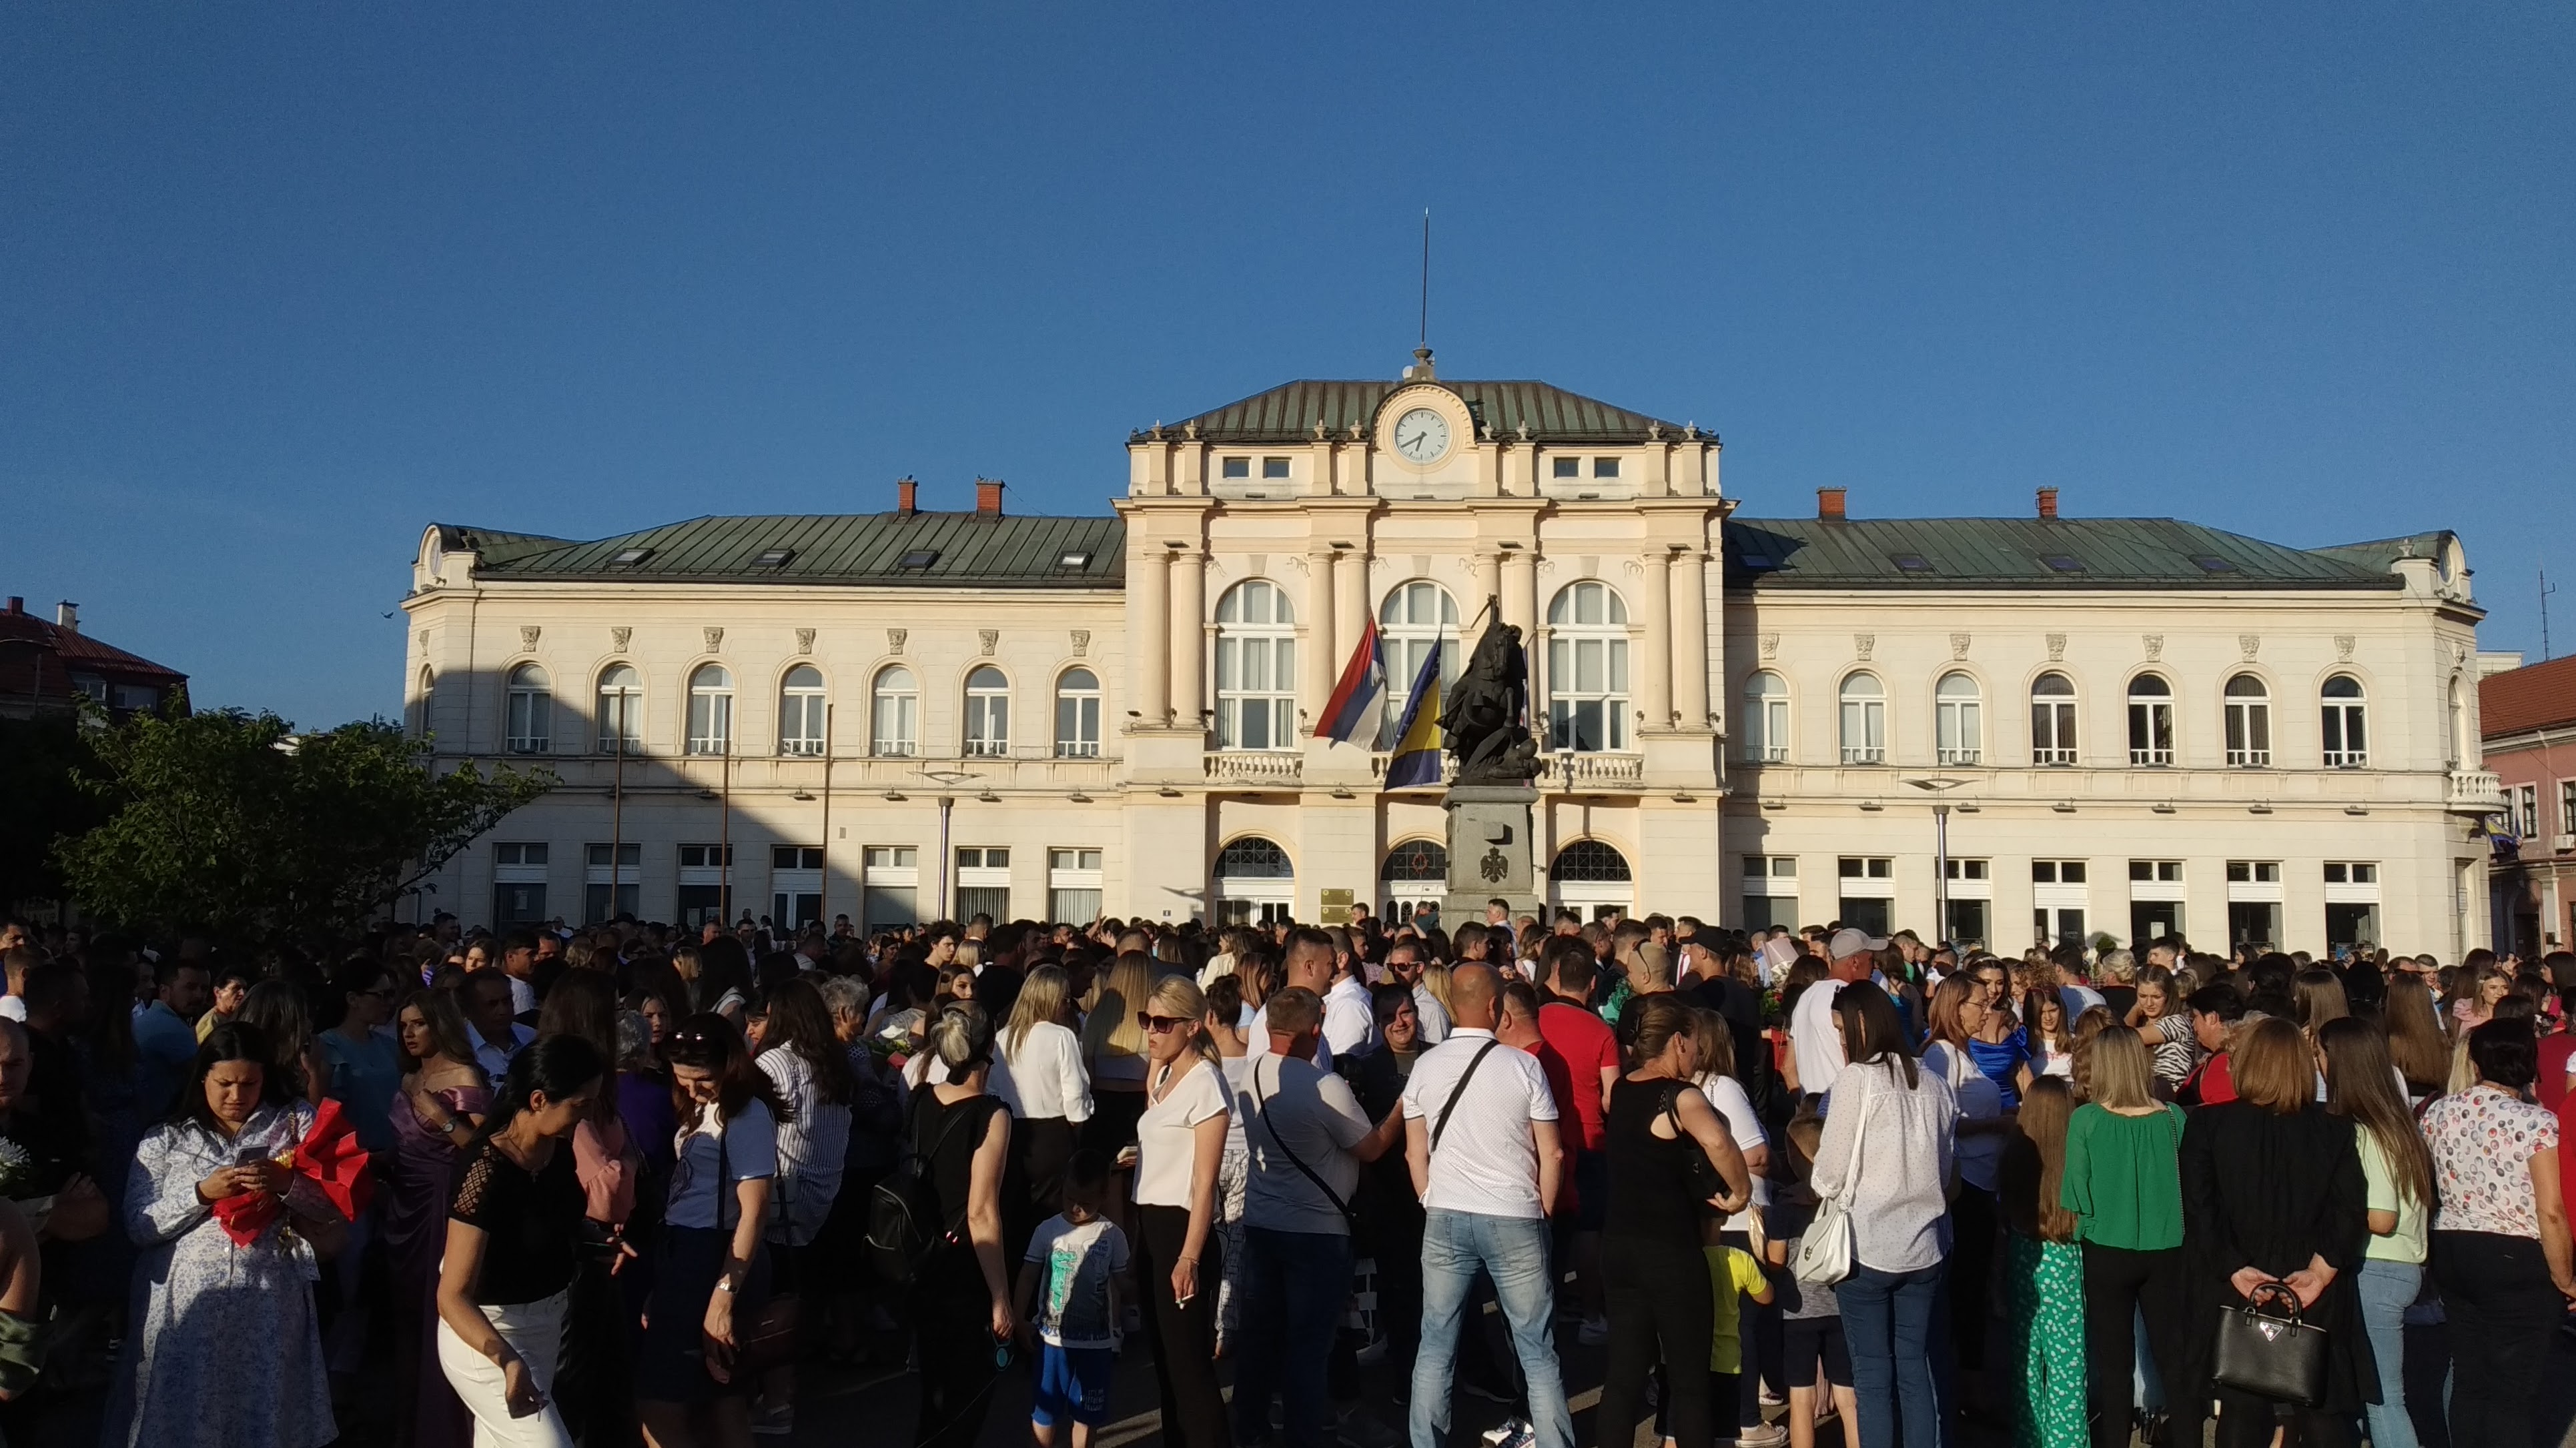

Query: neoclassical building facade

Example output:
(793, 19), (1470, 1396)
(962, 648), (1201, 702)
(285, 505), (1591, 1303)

(402, 354), (2505, 956)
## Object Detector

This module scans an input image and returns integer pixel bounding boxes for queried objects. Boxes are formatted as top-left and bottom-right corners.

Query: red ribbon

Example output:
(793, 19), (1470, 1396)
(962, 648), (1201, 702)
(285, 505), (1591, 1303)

(208, 1099), (376, 1247)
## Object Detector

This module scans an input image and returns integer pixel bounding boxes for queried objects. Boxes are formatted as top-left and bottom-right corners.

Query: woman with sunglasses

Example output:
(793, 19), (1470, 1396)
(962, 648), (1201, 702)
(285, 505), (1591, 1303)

(637, 1016), (788, 1448)
(1130, 976), (1232, 1448)
(906, 1004), (1018, 1448)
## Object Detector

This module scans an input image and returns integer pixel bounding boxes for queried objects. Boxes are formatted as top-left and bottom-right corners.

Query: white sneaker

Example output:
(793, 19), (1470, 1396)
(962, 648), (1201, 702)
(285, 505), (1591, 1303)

(1577, 1316), (1611, 1347)
(1735, 1425), (1789, 1448)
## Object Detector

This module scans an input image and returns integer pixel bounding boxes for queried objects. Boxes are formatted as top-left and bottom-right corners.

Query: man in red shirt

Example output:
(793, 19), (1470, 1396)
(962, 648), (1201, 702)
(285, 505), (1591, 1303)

(1531, 933), (1619, 1343)
(2536, 956), (2576, 1111)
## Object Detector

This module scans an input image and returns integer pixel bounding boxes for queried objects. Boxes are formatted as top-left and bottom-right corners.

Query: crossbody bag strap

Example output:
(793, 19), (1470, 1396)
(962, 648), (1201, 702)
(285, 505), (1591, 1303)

(1430, 1038), (1502, 1153)
(1832, 1074), (1871, 1205)
(1252, 1058), (1356, 1227)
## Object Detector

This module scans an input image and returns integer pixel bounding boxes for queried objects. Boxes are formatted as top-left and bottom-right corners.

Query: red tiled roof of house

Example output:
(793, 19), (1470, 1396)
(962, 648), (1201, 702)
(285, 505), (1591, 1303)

(2482, 654), (2576, 740)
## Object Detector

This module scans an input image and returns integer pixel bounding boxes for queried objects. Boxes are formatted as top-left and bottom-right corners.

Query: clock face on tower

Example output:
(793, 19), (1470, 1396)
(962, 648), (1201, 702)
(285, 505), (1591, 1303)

(1392, 407), (1451, 465)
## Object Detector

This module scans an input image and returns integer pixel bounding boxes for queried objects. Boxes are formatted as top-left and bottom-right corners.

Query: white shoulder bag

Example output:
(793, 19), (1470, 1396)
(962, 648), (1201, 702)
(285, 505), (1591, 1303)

(1790, 1082), (1870, 1288)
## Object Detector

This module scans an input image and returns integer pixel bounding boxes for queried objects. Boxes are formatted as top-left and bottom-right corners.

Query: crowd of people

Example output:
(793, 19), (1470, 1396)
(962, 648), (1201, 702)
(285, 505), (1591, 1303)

(0, 900), (2569, 1448)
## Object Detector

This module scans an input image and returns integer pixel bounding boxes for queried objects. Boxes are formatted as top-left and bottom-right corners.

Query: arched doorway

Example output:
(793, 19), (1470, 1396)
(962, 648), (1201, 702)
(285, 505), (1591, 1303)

(1549, 839), (1633, 920)
(1214, 836), (1294, 926)
(1381, 839), (1448, 922)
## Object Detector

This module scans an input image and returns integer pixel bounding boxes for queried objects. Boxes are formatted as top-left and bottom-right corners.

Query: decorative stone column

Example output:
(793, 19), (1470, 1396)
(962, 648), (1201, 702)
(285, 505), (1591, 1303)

(1170, 548), (1205, 730)
(1334, 544), (1368, 668)
(1672, 548), (1709, 725)
(1639, 552), (1673, 730)
(1476, 550), (1503, 620)
(1132, 544), (1170, 725)
(1502, 549), (1538, 638)
(1304, 548), (1337, 725)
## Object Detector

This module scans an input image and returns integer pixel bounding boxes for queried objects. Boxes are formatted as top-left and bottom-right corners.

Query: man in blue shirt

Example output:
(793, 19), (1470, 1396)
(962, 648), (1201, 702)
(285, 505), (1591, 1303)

(130, 958), (209, 1116)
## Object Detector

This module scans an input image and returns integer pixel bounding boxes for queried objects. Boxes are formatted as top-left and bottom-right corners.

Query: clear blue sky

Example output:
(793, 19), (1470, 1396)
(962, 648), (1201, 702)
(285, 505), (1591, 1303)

(5, 4), (2569, 728)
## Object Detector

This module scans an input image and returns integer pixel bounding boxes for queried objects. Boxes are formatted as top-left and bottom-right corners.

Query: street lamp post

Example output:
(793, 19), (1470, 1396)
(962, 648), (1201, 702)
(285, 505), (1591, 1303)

(917, 767), (983, 922)
(1903, 776), (1974, 946)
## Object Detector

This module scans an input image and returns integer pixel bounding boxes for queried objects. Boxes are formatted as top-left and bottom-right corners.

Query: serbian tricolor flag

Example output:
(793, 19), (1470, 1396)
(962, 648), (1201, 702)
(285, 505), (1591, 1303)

(1383, 643), (1444, 790)
(1315, 618), (1384, 744)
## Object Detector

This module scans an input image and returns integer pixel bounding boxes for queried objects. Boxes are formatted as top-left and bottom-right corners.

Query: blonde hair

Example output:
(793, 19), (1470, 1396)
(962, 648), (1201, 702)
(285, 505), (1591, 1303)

(1689, 1006), (1736, 1081)
(1082, 951), (1155, 1062)
(1148, 975), (1222, 1071)
(1421, 962), (1453, 1014)
(2086, 1026), (2157, 1110)
(1005, 964), (1070, 1060)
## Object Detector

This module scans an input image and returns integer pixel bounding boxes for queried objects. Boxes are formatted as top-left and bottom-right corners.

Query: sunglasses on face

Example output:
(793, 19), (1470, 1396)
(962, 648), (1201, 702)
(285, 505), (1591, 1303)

(1136, 1013), (1190, 1034)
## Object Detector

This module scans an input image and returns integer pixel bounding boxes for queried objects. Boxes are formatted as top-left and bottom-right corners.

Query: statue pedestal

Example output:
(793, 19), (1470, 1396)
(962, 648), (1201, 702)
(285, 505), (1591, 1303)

(1442, 784), (1543, 925)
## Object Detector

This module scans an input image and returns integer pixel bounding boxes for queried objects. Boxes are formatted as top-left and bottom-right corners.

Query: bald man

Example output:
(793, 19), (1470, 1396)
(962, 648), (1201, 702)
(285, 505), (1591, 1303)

(1401, 962), (1571, 1448)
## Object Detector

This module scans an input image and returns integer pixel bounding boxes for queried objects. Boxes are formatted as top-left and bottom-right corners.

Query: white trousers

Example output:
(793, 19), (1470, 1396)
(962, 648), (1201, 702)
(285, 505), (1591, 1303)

(435, 1287), (574, 1448)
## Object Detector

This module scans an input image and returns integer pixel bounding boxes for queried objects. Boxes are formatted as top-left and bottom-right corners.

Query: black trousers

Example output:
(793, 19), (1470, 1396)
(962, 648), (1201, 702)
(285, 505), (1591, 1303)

(1597, 1235), (1713, 1448)
(1138, 1203), (1232, 1448)
(1011, 1116), (1076, 1261)
(2433, 1229), (2561, 1448)
(2212, 1396), (2353, 1448)
(1945, 1185), (1996, 1373)
(2078, 1242), (2186, 1448)
(912, 1253), (1001, 1448)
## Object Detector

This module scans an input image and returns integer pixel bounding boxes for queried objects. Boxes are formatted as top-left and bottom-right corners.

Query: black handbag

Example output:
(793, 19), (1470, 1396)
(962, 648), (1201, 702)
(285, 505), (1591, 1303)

(2211, 1281), (2329, 1407)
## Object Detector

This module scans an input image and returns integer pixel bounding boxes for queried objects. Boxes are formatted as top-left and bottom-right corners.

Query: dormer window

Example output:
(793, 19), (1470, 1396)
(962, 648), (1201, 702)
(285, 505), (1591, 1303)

(2190, 555), (2236, 574)
(1057, 551), (1092, 570)
(897, 550), (938, 570)
(753, 548), (794, 568)
(610, 547), (653, 566)
(2042, 554), (2085, 573)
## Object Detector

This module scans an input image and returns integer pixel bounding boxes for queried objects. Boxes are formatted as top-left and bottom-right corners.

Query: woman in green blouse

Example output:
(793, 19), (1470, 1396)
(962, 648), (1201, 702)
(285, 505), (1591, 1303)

(2060, 1028), (2188, 1448)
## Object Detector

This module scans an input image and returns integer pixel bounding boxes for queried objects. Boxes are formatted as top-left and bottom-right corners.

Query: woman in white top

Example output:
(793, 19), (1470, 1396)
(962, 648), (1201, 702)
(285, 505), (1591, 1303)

(745, 980), (853, 1437)
(994, 965), (1092, 1259)
(1809, 981), (1956, 1448)
(1129, 976), (1232, 1448)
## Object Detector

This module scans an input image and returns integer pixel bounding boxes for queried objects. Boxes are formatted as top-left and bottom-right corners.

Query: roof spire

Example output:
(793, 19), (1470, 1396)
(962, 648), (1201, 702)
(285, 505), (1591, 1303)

(1406, 346), (1436, 382)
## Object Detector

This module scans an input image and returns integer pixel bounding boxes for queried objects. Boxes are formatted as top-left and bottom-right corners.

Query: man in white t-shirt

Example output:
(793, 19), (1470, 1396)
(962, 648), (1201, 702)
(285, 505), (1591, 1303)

(1401, 964), (1571, 1448)
(1231, 986), (1402, 1448)
(1789, 927), (1883, 1102)
(1320, 927), (1378, 1060)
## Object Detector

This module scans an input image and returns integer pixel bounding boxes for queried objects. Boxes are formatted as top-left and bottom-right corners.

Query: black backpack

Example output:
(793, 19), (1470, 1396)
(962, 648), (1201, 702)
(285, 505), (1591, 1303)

(863, 1091), (982, 1285)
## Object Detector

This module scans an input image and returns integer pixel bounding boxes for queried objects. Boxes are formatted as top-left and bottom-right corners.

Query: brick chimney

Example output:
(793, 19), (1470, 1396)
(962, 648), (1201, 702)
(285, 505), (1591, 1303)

(2036, 487), (2060, 520)
(895, 477), (917, 516)
(55, 602), (77, 634)
(1817, 487), (1847, 522)
(3, 598), (19, 616)
(975, 478), (1005, 518)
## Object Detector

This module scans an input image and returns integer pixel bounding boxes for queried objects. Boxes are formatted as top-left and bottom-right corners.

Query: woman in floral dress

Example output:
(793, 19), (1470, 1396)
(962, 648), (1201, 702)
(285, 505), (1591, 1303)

(1996, 1076), (2086, 1448)
(104, 1022), (349, 1448)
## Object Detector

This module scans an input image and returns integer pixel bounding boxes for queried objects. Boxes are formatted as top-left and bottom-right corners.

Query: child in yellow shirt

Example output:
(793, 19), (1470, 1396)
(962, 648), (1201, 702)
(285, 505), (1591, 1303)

(1653, 1242), (1775, 1446)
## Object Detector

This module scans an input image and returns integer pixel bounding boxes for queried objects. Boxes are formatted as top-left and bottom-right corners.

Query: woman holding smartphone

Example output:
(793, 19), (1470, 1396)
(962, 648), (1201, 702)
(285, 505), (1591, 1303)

(1129, 976), (1232, 1448)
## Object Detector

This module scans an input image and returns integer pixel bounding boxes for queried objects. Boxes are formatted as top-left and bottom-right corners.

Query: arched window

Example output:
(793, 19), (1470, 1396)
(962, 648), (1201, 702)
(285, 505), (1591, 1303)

(1742, 672), (1789, 763)
(1215, 580), (1296, 750)
(1213, 835), (1294, 926)
(963, 666), (1010, 756)
(1838, 672), (1885, 764)
(686, 664), (733, 756)
(1055, 668), (1102, 758)
(2449, 678), (2468, 766)
(1378, 581), (1462, 744)
(414, 667), (436, 739)
(2321, 674), (2367, 768)
(872, 666), (918, 757)
(1547, 581), (1630, 752)
(2030, 672), (2077, 767)
(1381, 840), (1448, 884)
(596, 664), (642, 754)
(505, 664), (551, 754)
(1549, 839), (1634, 882)
(2127, 674), (2174, 766)
(2224, 674), (2272, 768)
(778, 665), (827, 756)
(1935, 672), (1982, 766)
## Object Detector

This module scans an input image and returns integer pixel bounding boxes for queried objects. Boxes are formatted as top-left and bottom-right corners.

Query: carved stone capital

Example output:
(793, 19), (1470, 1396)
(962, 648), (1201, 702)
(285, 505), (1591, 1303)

(703, 626), (724, 654)
(887, 628), (907, 656)
(1070, 629), (1090, 658)
(610, 627), (632, 652)
(2046, 632), (2067, 662)
(518, 626), (541, 651)
(795, 628), (815, 655)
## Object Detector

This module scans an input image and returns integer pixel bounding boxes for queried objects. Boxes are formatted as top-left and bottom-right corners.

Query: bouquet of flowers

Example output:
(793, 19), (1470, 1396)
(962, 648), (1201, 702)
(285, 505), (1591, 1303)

(0, 1140), (37, 1203)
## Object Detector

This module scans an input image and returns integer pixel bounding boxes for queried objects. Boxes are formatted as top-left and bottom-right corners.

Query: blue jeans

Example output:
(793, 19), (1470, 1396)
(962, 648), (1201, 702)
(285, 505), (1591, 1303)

(1410, 1210), (1571, 1448)
(1838, 1262), (1949, 1448)
(1234, 1225), (1353, 1448)
(2357, 1258), (2423, 1448)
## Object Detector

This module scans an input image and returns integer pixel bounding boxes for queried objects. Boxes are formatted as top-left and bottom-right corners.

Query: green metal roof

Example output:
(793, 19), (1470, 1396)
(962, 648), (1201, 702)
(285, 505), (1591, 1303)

(1153, 379), (1697, 445)
(2306, 531), (2457, 573)
(1721, 517), (2405, 591)
(441, 512), (1126, 589)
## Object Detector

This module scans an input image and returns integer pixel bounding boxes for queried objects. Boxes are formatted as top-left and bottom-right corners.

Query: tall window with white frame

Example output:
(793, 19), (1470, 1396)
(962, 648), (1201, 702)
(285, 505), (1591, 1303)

(2320, 674), (2367, 768)
(414, 668), (435, 738)
(1935, 672), (1982, 765)
(963, 666), (1010, 756)
(596, 664), (642, 754)
(1214, 580), (1296, 750)
(1838, 672), (1886, 764)
(2224, 674), (2272, 767)
(871, 666), (918, 757)
(2030, 672), (2078, 766)
(778, 665), (827, 756)
(1054, 668), (1102, 758)
(2563, 781), (2576, 844)
(2127, 674), (2174, 766)
(2513, 784), (2539, 840)
(1378, 581), (1462, 746)
(1742, 672), (1789, 762)
(505, 664), (552, 754)
(1547, 580), (1630, 752)
(685, 664), (733, 756)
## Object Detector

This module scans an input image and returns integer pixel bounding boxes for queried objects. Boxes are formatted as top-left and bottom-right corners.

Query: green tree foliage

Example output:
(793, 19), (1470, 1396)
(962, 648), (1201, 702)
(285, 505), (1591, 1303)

(56, 709), (550, 944)
(0, 713), (106, 909)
